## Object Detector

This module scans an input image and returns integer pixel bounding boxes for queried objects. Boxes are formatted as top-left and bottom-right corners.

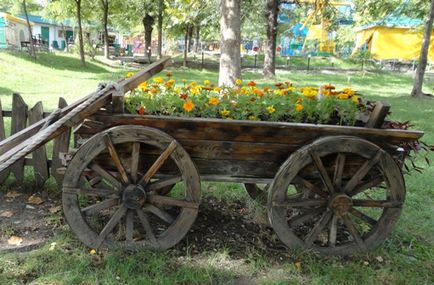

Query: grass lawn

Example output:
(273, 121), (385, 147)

(0, 51), (433, 284)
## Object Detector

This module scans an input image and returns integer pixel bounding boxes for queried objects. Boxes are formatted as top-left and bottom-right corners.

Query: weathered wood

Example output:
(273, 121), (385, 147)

(268, 136), (406, 256)
(51, 97), (71, 187)
(10, 93), (28, 183)
(366, 102), (391, 128)
(112, 87), (125, 114)
(62, 125), (200, 250)
(28, 102), (49, 188)
(0, 100), (9, 183)
(0, 57), (173, 165)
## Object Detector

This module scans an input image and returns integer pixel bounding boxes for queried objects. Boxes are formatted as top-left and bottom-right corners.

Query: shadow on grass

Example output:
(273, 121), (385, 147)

(7, 51), (109, 73)
(0, 86), (15, 97)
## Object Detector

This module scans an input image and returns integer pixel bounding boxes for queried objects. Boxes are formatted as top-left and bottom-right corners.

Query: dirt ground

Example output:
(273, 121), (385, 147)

(0, 190), (290, 262)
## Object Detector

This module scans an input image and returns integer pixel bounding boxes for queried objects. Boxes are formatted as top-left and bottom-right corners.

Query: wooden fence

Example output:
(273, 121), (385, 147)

(0, 93), (71, 189)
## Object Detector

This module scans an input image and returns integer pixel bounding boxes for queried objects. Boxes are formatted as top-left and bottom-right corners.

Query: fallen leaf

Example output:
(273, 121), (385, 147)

(363, 261), (369, 266)
(5, 191), (22, 199)
(27, 194), (44, 205)
(294, 261), (302, 271)
(8, 236), (23, 246)
(49, 242), (57, 251)
(0, 211), (14, 218)
(48, 206), (61, 213)
(90, 249), (97, 255)
(376, 256), (384, 263)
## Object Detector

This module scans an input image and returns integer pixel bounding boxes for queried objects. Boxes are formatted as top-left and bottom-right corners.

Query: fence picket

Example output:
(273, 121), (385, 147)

(10, 93), (28, 183)
(0, 100), (9, 183)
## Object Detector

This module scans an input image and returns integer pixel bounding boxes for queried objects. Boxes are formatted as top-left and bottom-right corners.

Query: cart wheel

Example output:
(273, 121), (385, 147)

(243, 183), (269, 203)
(268, 136), (405, 255)
(62, 125), (201, 250)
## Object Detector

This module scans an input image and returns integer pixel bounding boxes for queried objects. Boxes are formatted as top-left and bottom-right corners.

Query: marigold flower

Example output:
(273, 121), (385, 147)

(214, 87), (222, 93)
(266, 106), (276, 114)
(247, 80), (256, 87)
(220, 109), (231, 117)
(275, 82), (283, 89)
(352, 95), (360, 103)
(191, 86), (201, 95)
(324, 84), (335, 90)
(180, 93), (188, 100)
(263, 87), (270, 92)
(208, 97), (220, 105)
(137, 105), (145, 115)
(166, 72), (173, 77)
(150, 88), (159, 95)
(183, 100), (195, 112)
(204, 79), (211, 85)
(296, 104), (303, 112)
(338, 93), (349, 100)
(126, 72), (134, 78)
(253, 89), (265, 97)
(152, 77), (164, 84)
(235, 79), (243, 85)
(342, 87), (355, 96)
(138, 81), (148, 91)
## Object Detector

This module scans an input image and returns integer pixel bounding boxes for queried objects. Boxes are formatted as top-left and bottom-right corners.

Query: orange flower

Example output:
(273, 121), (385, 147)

(296, 104), (303, 112)
(179, 93), (188, 100)
(275, 83), (283, 89)
(253, 89), (265, 97)
(247, 80), (256, 87)
(263, 87), (270, 92)
(183, 100), (195, 112)
(208, 97), (220, 105)
(137, 105), (145, 115)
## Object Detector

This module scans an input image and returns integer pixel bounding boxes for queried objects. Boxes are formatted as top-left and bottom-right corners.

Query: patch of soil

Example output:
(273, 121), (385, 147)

(0, 190), (63, 252)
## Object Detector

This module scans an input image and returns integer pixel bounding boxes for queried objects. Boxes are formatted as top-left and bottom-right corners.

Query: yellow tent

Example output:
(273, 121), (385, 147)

(353, 16), (434, 61)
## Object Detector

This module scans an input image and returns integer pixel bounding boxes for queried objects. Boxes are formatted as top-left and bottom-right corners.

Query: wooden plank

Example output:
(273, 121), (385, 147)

(112, 87), (125, 114)
(51, 97), (71, 187)
(0, 57), (173, 160)
(366, 102), (391, 128)
(0, 100), (9, 182)
(28, 102), (49, 188)
(86, 114), (424, 146)
(10, 93), (28, 183)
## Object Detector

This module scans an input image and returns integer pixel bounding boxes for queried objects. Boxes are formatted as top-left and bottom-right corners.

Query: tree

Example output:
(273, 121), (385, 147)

(143, 12), (154, 61)
(74, 0), (86, 66)
(157, 0), (164, 58)
(23, 0), (36, 59)
(219, 0), (241, 86)
(411, 0), (434, 97)
(263, 0), (279, 78)
(100, 0), (110, 59)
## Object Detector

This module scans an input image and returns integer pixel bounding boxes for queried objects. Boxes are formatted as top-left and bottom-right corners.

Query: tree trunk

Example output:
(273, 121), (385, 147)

(23, 0), (36, 59)
(183, 25), (189, 67)
(157, 0), (164, 59)
(187, 25), (194, 52)
(143, 14), (154, 62)
(76, 0), (86, 67)
(263, 0), (279, 78)
(194, 26), (200, 53)
(411, 0), (434, 97)
(101, 0), (109, 59)
(61, 24), (69, 52)
(219, 0), (241, 86)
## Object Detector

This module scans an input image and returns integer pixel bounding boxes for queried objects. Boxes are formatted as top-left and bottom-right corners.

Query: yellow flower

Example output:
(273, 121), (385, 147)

(126, 72), (134, 78)
(235, 79), (243, 85)
(342, 87), (356, 96)
(248, 115), (257, 120)
(165, 79), (175, 88)
(191, 86), (201, 95)
(266, 106), (276, 114)
(240, 87), (248, 95)
(214, 87), (222, 93)
(183, 100), (195, 112)
(296, 104), (303, 112)
(138, 81), (148, 91)
(150, 88), (159, 95)
(352, 95), (360, 103)
(152, 77), (164, 84)
(337, 93), (349, 100)
(190, 81), (198, 87)
(208, 97), (220, 106)
(301, 87), (318, 99)
(174, 87), (182, 94)
(220, 109), (231, 117)
(204, 79), (211, 85)
(90, 249), (97, 255)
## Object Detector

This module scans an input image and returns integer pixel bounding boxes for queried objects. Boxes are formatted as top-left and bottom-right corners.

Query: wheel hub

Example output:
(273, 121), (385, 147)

(122, 184), (146, 209)
(328, 193), (353, 215)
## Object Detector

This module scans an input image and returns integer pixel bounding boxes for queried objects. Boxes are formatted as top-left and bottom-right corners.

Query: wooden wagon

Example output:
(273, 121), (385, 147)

(0, 58), (424, 256)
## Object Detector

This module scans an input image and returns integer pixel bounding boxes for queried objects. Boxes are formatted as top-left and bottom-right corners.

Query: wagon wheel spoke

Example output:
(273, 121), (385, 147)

(136, 209), (158, 245)
(352, 199), (402, 208)
(347, 177), (384, 197)
(333, 153), (346, 191)
(144, 204), (175, 224)
(130, 142), (141, 184)
(96, 206), (127, 248)
(125, 210), (134, 242)
(273, 198), (327, 208)
(288, 207), (325, 227)
(148, 194), (199, 209)
(309, 150), (334, 193)
(293, 176), (328, 198)
(81, 198), (119, 216)
(89, 162), (123, 191)
(328, 214), (338, 247)
(341, 213), (367, 250)
(304, 211), (333, 246)
(140, 141), (177, 185)
(63, 187), (117, 198)
(349, 207), (376, 227)
(342, 150), (383, 194)
(104, 135), (130, 185)
(146, 176), (182, 193)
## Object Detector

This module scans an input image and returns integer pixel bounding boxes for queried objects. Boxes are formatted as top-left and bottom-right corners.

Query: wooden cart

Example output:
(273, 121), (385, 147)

(0, 58), (424, 256)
